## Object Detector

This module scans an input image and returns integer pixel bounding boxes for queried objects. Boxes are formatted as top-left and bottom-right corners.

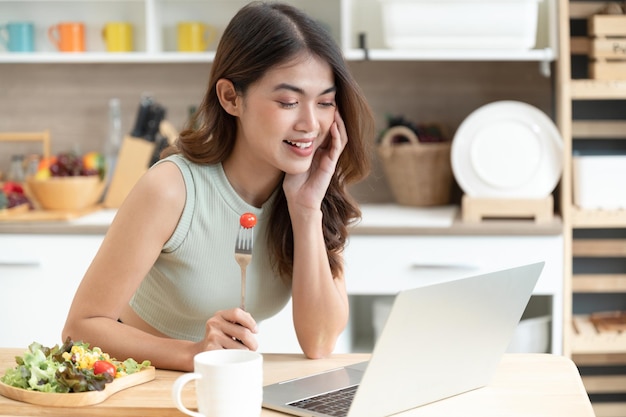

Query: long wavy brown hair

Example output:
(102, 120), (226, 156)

(163, 1), (374, 280)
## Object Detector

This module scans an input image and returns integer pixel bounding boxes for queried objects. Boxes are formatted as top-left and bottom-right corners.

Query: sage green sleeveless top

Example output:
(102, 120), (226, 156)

(129, 154), (291, 341)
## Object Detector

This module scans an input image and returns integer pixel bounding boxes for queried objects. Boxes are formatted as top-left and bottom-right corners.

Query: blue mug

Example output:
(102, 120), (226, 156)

(0, 22), (35, 52)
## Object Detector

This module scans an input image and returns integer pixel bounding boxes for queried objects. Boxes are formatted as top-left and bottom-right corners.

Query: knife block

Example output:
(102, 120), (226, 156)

(103, 135), (154, 208)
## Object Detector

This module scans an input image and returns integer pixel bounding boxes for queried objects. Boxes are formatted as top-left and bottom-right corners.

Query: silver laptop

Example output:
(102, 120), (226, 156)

(263, 261), (544, 417)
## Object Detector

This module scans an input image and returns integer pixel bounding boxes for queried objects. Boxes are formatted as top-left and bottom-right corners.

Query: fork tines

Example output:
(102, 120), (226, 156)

(235, 226), (253, 254)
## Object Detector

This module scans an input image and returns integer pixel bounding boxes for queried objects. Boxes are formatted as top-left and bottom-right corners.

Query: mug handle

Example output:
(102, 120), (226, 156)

(203, 25), (217, 50)
(171, 372), (205, 417)
(48, 25), (60, 50)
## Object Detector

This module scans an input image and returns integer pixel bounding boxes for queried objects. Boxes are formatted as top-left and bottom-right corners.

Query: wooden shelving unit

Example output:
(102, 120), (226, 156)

(556, 1), (626, 414)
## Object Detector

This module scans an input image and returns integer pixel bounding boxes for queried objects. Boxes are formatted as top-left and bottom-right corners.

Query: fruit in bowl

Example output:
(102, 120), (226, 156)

(0, 182), (33, 213)
(35, 151), (106, 180)
(26, 151), (106, 211)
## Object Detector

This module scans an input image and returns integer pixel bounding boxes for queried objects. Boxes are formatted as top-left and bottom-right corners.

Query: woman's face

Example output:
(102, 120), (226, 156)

(233, 53), (336, 176)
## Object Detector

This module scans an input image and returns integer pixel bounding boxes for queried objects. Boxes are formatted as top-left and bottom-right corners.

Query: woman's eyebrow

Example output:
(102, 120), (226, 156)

(273, 83), (336, 96)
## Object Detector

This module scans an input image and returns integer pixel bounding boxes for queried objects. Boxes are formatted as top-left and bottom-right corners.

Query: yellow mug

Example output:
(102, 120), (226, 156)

(177, 22), (216, 52)
(102, 22), (133, 52)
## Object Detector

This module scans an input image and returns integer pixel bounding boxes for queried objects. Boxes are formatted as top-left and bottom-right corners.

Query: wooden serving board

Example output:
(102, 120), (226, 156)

(0, 204), (101, 222)
(0, 366), (155, 407)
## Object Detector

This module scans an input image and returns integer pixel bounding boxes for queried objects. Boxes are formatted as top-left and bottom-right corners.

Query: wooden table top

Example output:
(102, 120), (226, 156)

(0, 349), (593, 416)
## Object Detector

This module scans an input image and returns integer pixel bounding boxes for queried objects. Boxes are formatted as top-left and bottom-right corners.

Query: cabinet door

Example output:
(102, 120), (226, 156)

(344, 235), (563, 295)
(0, 234), (103, 348)
(345, 234), (564, 354)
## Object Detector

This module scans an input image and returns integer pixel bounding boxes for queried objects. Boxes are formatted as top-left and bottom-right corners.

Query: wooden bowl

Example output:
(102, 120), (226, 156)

(26, 176), (105, 211)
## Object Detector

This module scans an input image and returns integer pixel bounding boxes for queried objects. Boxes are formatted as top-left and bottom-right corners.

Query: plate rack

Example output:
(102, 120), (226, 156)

(461, 195), (554, 223)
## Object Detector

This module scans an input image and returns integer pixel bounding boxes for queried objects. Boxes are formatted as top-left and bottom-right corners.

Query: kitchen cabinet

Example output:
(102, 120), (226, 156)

(259, 206), (564, 355)
(0, 234), (104, 348)
(555, 1), (626, 415)
(344, 233), (563, 354)
(0, 226), (317, 353)
(0, 0), (557, 65)
(0, 208), (564, 358)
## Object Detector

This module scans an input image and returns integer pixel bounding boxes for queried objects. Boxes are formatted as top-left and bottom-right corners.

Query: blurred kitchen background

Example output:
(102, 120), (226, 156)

(0, 60), (552, 203)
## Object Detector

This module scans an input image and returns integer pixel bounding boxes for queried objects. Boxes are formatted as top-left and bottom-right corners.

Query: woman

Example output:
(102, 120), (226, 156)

(63, 1), (374, 371)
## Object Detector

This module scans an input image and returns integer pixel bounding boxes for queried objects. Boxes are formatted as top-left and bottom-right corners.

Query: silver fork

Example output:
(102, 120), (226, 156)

(234, 225), (253, 311)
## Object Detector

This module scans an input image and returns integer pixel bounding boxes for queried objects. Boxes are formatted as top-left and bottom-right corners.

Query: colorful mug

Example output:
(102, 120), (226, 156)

(102, 22), (133, 52)
(48, 22), (85, 52)
(177, 22), (216, 52)
(0, 22), (35, 52)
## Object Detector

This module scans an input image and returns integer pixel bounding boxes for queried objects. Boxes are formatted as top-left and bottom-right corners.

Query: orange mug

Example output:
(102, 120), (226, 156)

(48, 22), (85, 52)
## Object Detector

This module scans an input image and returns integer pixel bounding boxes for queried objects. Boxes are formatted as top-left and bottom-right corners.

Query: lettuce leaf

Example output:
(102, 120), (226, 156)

(1, 338), (150, 393)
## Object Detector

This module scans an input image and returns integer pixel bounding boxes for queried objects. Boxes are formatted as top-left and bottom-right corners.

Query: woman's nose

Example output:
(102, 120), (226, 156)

(294, 104), (320, 134)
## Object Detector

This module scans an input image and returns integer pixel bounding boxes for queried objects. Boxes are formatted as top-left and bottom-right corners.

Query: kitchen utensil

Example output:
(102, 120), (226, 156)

(177, 21), (217, 52)
(0, 366), (155, 407)
(234, 223), (253, 311)
(0, 204), (100, 221)
(130, 95), (154, 138)
(48, 22), (85, 52)
(102, 21), (133, 52)
(172, 350), (263, 417)
(159, 120), (179, 145)
(0, 22), (35, 52)
(451, 101), (563, 198)
(26, 176), (105, 211)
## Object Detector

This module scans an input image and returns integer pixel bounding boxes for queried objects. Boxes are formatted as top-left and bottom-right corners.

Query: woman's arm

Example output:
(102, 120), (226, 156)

(63, 161), (259, 371)
(62, 161), (198, 370)
(284, 110), (350, 358)
(290, 209), (349, 358)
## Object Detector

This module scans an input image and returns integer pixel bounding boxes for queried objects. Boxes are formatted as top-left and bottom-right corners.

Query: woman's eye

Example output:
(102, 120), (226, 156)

(278, 101), (298, 109)
(319, 101), (336, 108)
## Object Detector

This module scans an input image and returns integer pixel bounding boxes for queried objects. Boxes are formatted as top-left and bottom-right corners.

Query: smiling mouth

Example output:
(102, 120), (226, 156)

(284, 140), (313, 149)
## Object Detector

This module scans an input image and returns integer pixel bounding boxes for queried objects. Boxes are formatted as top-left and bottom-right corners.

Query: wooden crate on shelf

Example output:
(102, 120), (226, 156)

(588, 15), (626, 80)
(572, 315), (626, 354)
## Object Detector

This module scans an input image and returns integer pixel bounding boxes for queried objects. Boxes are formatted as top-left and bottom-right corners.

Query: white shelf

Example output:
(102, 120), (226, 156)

(0, 48), (556, 64)
(348, 47), (555, 62)
(0, 0), (557, 65)
(0, 51), (217, 63)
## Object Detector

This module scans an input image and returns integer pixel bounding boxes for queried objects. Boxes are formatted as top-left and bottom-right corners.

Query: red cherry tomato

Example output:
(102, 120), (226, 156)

(240, 212), (257, 229)
(93, 360), (117, 377)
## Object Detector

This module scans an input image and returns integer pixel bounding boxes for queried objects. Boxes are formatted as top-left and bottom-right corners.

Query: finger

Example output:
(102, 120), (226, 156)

(328, 114), (347, 162)
(224, 335), (251, 350)
(334, 110), (348, 150)
(226, 324), (258, 350)
(220, 308), (258, 333)
(233, 308), (259, 333)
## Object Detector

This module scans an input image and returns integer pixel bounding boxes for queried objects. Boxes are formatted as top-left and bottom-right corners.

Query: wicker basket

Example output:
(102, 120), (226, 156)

(377, 125), (453, 207)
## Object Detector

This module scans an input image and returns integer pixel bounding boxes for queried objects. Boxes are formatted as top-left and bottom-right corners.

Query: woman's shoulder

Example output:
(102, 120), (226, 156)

(158, 154), (221, 176)
(138, 159), (187, 206)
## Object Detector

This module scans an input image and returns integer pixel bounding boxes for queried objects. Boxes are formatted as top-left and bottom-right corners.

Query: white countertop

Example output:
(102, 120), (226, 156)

(0, 204), (562, 236)
(68, 208), (118, 227)
(357, 204), (458, 228)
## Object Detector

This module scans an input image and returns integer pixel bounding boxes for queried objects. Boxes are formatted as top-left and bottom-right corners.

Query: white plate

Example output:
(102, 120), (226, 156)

(451, 101), (563, 198)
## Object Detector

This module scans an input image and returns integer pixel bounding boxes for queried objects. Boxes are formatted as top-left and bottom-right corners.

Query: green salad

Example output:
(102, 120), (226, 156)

(0, 338), (151, 393)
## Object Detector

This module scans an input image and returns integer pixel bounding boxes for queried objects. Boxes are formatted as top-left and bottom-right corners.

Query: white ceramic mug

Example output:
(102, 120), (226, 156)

(172, 350), (263, 417)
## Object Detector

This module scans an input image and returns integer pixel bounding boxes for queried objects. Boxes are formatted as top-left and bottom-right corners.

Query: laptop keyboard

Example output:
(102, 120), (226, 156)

(288, 385), (358, 417)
